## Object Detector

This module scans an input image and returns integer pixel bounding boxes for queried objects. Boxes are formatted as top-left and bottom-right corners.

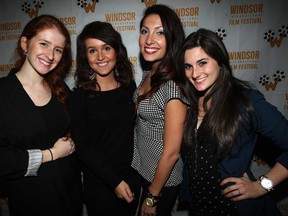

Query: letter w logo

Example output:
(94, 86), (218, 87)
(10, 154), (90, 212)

(82, 0), (97, 13)
(265, 78), (279, 91)
(27, 7), (39, 18)
(25, 1), (42, 18)
(269, 34), (284, 48)
(143, 0), (157, 8)
(264, 26), (287, 48)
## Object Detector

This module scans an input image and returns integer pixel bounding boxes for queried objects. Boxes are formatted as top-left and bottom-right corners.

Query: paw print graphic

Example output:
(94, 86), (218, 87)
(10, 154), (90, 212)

(34, 1), (44, 9)
(216, 28), (227, 40)
(263, 30), (275, 42)
(22, 1), (44, 13)
(77, 0), (99, 8)
(273, 70), (285, 81)
(22, 2), (31, 13)
(259, 75), (270, 86)
(278, 25), (288, 38)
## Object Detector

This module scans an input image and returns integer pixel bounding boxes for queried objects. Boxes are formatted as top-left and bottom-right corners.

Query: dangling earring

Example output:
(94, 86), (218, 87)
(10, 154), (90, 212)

(114, 68), (119, 77)
(89, 71), (96, 80)
(88, 68), (96, 80)
(23, 51), (28, 56)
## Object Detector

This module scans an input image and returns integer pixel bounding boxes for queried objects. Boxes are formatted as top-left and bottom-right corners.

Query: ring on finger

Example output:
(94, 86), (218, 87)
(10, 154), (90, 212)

(237, 189), (241, 195)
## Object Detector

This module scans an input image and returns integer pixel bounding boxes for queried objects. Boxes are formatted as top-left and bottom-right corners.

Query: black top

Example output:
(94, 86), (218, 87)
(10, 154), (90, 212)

(183, 117), (237, 215)
(68, 81), (136, 191)
(0, 70), (82, 216)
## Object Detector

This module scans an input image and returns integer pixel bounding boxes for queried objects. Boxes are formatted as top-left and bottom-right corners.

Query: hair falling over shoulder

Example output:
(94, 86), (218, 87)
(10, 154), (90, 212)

(177, 28), (254, 158)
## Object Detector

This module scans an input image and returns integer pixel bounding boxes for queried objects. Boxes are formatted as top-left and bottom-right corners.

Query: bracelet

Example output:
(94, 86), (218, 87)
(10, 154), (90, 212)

(147, 191), (160, 200)
(48, 149), (53, 161)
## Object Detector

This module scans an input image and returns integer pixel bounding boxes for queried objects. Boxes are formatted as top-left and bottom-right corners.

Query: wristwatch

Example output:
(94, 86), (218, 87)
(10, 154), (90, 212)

(259, 175), (274, 192)
(145, 192), (160, 207)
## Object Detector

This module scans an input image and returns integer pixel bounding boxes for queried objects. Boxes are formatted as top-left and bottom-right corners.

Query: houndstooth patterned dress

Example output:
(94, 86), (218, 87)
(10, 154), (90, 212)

(131, 71), (188, 187)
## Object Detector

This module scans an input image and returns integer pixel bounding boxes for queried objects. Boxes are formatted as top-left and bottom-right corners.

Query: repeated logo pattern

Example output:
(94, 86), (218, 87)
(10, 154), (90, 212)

(264, 25), (288, 47)
(22, 1), (44, 18)
(77, 0), (99, 13)
(259, 71), (286, 91)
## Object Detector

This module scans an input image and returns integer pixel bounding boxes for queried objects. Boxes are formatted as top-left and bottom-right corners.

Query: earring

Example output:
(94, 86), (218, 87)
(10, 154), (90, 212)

(23, 51), (28, 56)
(89, 72), (96, 80)
(114, 68), (119, 77)
(88, 68), (96, 80)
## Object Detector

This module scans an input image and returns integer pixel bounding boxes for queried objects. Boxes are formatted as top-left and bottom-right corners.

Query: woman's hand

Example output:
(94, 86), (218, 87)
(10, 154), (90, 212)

(220, 172), (267, 201)
(114, 180), (134, 203)
(50, 137), (75, 160)
(140, 201), (156, 216)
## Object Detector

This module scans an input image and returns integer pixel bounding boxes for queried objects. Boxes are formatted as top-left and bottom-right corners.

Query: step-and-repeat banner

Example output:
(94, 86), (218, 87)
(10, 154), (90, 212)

(0, 0), (287, 214)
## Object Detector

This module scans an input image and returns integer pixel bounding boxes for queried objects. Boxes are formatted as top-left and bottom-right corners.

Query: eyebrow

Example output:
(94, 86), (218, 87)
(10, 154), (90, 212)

(184, 58), (209, 65)
(86, 43), (110, 50)
(197, 58), (209, 63)
(141, 25), (163, 30)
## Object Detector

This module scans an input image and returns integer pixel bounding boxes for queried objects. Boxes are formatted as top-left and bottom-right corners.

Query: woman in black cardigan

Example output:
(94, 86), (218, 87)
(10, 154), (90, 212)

(0, 15), (82, 216)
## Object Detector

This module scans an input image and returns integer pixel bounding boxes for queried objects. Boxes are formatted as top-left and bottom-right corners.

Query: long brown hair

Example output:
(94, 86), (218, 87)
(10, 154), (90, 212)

(177, 28), (254, 158)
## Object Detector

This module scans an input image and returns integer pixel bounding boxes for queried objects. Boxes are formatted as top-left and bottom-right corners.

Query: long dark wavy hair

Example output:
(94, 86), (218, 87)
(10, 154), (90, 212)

(14, 14), (72, 105)
(75, 21), (134, 95)
(138, 4), (185, 102)
(177, 28), (254, 158)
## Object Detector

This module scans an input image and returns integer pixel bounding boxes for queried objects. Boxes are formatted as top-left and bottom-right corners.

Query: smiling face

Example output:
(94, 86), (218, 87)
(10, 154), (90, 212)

(85, 38), (116, 78)
(184, 47), (220, 94)
(139, 14), (167, 64)
(21, 27), (66, 75)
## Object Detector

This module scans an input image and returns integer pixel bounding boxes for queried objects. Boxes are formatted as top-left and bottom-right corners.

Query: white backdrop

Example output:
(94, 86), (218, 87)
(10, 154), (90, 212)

(0, 0), (288, 214)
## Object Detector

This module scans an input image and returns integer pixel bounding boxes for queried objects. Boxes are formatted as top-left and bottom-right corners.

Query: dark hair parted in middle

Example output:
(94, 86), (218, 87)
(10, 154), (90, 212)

(75, 21), (134, 94)
(138, 4), (185, 102)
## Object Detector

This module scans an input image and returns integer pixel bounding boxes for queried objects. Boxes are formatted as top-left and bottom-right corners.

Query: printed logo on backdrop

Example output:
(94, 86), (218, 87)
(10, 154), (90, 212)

(264, 25), (288, 48)
(0, 63), (14, 74)
(258, 71), (288, 111)
(129, 56), (138, 71)
(77, 0), (99, 13)
(104, 11), (136, 32)
(67, 60), (77, 78)
(175, 7), (199, 28)
(22, 1), (44, 18)
(217, 28), (260, 71)
(0, 1), (30, 73)
(0, 22), (21, 42)
(140, 0), (157, 8)
(210, 0), (221, 3)
(105, 9), (138, 67)
(253, 155), (266, 166)
(0, 1), (44, 45)
(259, 71), (286, 91)
(59, 16), (77, 36)
(229, 3), (263, 25)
